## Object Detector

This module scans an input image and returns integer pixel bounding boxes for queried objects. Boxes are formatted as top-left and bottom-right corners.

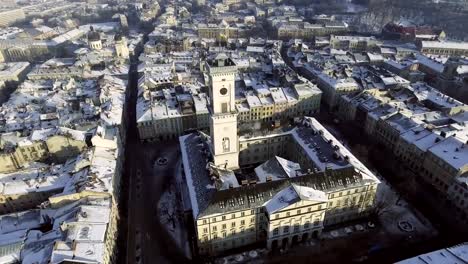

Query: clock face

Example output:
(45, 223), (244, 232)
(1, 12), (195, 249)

(220, 88), (228, 95)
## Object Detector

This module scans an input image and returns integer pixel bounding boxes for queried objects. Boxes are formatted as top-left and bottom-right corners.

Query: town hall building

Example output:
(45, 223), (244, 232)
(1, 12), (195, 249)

(179, 53), (381, 256)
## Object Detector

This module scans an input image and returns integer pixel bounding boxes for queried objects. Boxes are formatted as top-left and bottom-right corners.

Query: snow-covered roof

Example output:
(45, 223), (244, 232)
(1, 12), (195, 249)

(422, 41), (468, 50)
(385, 113), (422, 134)
(0, 210), (41, 236)
(396, 243), (468, 264)
(0, 163), (72, 196)
(0, 62), (30, 81)
(264, 184), (327, 214)
(414, 53), (444, 73)
(428, 136), (468, 171)
(294, 117), (379, 181)
(254, 156), (300, 183)
(180, 116), (379, 221)
(331, 35), (375, 41)
(317, 72), (359, 90)
(410, 82), (465, 110)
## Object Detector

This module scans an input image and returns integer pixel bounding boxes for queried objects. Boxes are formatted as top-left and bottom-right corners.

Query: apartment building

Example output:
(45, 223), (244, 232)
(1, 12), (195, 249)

(0, 8), (25, 27)
(420, 41), (468, 56)
(336, 79), (468, 228)
(422, 136), (468, 194)
(137, 48), (322, 141)
(237, 83), (322, 123)
(0, 62), (30, 83)
(0, 69), (128, 263)
(448, 178), (468, 223)
(374, 112), (423, 151)
(394, 126), (438, 173)
(198, 23), (247, 40)
(277, 22), (348, 40)
(137, 82), (322, 141)
(316, 72), (360, 110)
(330, 35), (378, 52)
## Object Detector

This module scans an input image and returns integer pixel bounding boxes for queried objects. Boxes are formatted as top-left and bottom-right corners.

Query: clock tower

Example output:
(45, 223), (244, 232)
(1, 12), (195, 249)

(206, 53), (239, 170)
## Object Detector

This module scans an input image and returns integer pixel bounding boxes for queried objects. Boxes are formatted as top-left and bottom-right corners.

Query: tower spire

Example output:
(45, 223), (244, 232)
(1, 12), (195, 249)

(206, 53), (239, 170)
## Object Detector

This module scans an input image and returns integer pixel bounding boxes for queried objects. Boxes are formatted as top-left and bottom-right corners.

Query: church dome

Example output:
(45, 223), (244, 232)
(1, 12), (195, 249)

(88, 31), (101, 42)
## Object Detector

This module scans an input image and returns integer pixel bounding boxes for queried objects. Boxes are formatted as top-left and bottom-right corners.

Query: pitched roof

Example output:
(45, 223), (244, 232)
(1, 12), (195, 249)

(264, 184), (327, 214)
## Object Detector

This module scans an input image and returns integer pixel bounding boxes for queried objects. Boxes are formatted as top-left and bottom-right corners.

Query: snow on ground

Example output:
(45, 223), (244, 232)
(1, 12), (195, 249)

(215, 249), (268, 264)
(158, 185), (182, 244)
(157, 161), (192, 259)
(375, 177), (436, 238)
(322, 123), (436, 238)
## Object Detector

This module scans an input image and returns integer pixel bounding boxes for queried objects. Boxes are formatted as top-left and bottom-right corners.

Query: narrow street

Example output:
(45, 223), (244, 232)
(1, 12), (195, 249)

(118, 9), (191, 262)
(126, 139), (188, 264)
(121, 55), (190, 263)
(122, 58), (190, 263)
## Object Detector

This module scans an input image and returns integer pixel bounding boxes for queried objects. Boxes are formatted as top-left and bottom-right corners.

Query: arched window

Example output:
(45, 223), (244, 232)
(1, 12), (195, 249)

(222, 137), (230, 152)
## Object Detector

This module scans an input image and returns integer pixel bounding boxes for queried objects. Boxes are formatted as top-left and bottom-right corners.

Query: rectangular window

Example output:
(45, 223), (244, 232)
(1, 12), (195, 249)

(222, 224), (226, 229)
(273, 228), (279, 236)
(203, 228), (208, 233)
(283, 226), (289, 233)
(241, 220), (245, 225)
(304, 222), (310, 229)
(294, 225), (299, 232)
(232, 222), (236, 228)
(213, 226), (217, 231)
